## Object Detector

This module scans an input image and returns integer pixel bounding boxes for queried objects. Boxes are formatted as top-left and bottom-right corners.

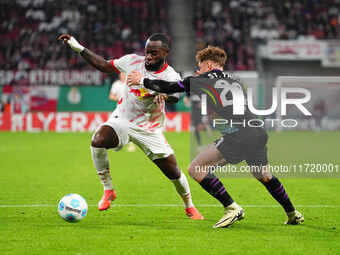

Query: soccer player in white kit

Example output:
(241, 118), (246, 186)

(58, 33), (203, 220)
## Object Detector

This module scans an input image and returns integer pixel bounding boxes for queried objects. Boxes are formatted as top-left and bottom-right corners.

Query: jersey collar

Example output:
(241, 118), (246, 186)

(154, 62), (168, 74)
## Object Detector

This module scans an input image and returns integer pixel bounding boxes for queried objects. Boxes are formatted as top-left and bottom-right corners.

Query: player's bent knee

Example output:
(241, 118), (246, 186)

(251, 168), (272, 183)
(153, 156), (181, 180)
(91, 126), (119, 149)
(188, 165), (208, 183)
(258, 175), (272, 183)
(91, 133), (106, 148)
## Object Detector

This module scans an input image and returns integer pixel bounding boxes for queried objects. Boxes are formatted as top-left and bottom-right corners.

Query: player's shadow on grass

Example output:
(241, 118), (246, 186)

(295, 223), (338, 234)
(238, 222), (338, 235)
(111, 218), (209, 229)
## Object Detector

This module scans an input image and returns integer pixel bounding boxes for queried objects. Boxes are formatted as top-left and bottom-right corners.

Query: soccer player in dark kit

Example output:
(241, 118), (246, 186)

(127, 45), (304, 228)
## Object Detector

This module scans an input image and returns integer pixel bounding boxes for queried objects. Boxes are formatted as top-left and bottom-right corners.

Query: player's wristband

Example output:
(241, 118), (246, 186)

(139, 76), (144, 85)
(67, 36), (85, 53)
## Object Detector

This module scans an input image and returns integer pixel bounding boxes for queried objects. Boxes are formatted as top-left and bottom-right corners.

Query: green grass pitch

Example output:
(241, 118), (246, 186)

(0, 131), (339, 255)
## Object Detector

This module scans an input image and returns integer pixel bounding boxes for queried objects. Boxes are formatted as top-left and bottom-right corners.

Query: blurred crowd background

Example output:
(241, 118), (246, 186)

(0, 0), (169, 70)
(195, 0), (340, 70)
(1, 0), (339, 71)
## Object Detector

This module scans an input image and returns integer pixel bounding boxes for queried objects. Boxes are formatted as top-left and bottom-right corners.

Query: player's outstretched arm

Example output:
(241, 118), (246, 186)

(127, 71), (189, 94)
(57, 34), (114, 73)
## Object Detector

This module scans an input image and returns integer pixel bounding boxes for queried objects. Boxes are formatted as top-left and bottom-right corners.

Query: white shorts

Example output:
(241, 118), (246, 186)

(98, 116), (174, 161)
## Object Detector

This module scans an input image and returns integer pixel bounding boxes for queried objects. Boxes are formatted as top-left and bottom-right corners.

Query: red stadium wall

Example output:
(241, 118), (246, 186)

(0, 112), (190, 132)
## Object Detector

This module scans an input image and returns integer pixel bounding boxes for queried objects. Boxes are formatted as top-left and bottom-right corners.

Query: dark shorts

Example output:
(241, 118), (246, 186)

(214, 127), (268, 166)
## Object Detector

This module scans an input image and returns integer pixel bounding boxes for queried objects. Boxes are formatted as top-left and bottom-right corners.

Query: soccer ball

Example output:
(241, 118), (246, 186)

(58, 193), (88, 222)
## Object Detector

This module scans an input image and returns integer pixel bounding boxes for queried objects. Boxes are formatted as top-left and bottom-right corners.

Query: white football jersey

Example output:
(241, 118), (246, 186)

(110, 79), (125, 100)
(110, 54), (181, 131)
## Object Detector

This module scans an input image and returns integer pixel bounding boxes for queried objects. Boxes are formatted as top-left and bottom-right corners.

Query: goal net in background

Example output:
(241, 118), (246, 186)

(274, 76), (340, 131)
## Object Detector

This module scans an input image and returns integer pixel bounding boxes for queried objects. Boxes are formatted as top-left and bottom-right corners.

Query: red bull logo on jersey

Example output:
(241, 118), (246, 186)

(129, 87), (152, 100)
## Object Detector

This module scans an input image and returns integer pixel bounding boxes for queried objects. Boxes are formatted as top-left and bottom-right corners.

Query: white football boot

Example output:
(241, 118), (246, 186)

(213, 202), (245, 228)
(285, 210), (304, 225)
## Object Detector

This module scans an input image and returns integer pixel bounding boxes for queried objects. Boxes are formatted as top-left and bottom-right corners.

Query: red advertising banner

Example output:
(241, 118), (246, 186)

(266, 40), (326, 60)
(0, 112), (190, 132)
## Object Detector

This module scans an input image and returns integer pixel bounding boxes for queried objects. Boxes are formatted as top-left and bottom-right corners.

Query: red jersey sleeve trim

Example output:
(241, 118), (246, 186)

(111, 59), (121, 74)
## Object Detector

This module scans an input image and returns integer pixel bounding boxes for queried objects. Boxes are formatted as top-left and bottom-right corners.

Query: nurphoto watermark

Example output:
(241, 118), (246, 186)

(198, 78), (312, 129)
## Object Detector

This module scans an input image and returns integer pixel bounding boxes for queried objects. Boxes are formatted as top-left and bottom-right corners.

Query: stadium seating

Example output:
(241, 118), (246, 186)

(194, 0), (340, 70)
(0, 0), (169, 70)
(1, 0), (339, 71)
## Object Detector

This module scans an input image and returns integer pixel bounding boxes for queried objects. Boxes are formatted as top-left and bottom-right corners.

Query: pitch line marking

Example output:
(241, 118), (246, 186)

(0, 204), (340, 208)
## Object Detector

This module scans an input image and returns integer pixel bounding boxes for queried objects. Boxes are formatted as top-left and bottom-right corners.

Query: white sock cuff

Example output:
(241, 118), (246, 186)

(90, 146), (109, 171)
(172, 172), (190, 196)
(91, 146), (106, 154)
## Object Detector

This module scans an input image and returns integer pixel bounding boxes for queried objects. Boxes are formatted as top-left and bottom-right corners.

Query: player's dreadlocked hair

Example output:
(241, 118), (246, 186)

(195, 46), (227, 67)
(147, 33), (170, 50)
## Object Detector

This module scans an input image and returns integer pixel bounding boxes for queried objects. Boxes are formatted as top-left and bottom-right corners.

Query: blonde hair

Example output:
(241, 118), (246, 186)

(195, 45), (227, 67)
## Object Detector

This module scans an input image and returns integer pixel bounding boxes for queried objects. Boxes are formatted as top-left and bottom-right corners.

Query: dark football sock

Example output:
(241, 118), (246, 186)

(263, 176), (295, 213)
(199, 173), (234, 207)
